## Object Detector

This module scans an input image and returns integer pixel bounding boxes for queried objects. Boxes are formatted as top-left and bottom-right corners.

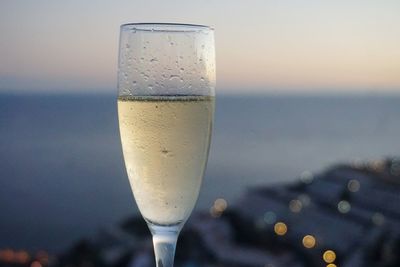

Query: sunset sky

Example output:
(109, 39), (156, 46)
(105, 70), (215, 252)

(1, 0), (399, 94)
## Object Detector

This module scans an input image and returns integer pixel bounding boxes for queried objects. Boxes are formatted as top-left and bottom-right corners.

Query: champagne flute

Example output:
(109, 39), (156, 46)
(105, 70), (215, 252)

(117, 23), (215, 267)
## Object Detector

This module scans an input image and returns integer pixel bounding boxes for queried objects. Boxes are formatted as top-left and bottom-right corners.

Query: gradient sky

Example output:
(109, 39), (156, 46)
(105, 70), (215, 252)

(1, 0), (399, 94)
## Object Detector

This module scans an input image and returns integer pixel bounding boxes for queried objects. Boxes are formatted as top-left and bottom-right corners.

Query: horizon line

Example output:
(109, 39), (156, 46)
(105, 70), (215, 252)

(1, 87), (400, 97)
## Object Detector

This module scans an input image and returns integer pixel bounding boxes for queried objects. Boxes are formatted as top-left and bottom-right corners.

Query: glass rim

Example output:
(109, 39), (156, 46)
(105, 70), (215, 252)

(120, 22), (214, 32)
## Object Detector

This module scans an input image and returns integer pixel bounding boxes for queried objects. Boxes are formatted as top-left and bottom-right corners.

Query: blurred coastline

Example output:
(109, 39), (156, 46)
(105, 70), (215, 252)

(1, 158), (400, 267)
(0, 92), (400, 254)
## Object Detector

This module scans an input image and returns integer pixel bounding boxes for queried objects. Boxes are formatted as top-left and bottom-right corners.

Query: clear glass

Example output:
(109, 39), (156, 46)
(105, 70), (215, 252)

(117, 23), (215, 267)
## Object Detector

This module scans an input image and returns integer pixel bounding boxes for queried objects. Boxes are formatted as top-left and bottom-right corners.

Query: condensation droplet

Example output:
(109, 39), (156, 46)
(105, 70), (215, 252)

(180, 68), (184, 72)
(169, 75), (180, 81)
(150, 58), (158, 63)
(148, 84), (153, 90)
(200, 77), (205, 81)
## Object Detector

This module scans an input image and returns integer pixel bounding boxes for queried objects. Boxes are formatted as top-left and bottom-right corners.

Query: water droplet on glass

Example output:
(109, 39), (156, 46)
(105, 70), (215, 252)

(132, 81), (137, 86)
(201, 44), (205, 49)
(179, 55), (184, 60)
(161, 148), (171, 155)
(170, 42), (174, 46)
(125, 44), (130, 49)
(148, 84), (153, 90)
(199, 58), (203, 62)
(200, 77), (205, 81)
(180, 78), (184, 82)
(169, 75), (180, 81)
(143, 46), (146, 49)
(150, 58), (158, 63)
(143, 74), (149, 81)
(180, 68), (184, 72)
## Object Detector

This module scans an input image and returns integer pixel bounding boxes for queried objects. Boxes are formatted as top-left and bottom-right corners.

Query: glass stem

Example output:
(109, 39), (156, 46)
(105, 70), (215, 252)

(149, 224), (180, 267)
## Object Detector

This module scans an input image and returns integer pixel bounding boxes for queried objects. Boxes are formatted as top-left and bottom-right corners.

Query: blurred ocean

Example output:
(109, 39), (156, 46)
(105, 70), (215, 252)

(0, 92), (399, 252)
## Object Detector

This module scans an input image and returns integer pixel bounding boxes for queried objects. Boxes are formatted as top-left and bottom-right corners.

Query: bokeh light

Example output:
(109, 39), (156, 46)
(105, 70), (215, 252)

(302, 235), (316, 249)
(264, 211), (277, 225)
(338, 200), (351, 214)
(0, 249), (14, 262)
(289, 199), (303, 213)
(210, 198), (228, 218)
(323, 250), (337, 263)
(300, 171), (314, 184)
(347, 179), (360, 192)
(372, 212), (385, 226)
(298, 194), (311, 207)
(31, 261), (43, 267)
(214, 198), (228, 212)
(14, 250), (30, 264)
(274, 222), (288, 236)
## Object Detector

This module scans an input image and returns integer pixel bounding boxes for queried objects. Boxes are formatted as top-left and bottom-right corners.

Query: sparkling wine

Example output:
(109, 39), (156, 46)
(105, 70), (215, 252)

(118, 95), (214, 225)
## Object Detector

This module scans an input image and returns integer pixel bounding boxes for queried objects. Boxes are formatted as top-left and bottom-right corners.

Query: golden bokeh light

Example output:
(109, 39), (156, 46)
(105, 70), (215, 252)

(326, 264), (337, 267)
(214, 198), (228, 212)
(302, 235), (316, 249)
(323, 250), (337, 263)
(210, 198), (228, 218)
(274, 222), (288, 236)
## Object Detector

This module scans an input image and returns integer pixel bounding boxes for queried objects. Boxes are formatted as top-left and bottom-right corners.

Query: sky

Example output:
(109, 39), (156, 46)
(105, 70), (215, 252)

(0, 0), (399, 94)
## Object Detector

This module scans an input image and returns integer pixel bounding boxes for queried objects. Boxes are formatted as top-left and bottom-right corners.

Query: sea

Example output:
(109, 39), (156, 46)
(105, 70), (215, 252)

(0, 92), (399, 252)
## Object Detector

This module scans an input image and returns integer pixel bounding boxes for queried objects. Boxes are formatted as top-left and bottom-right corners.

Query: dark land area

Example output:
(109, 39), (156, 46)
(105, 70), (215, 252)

(2, 158), (399, 267)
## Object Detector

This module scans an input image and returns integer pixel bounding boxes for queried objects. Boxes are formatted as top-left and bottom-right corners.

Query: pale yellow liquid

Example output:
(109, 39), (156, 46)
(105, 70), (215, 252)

(118, 95), (214, 225)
